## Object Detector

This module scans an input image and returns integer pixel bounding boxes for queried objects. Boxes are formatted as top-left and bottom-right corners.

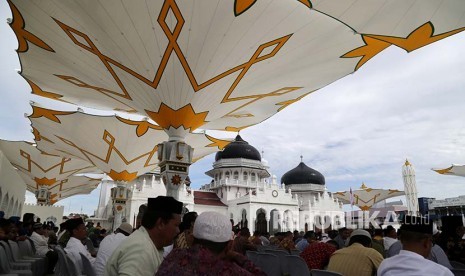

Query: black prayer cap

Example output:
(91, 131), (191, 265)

(147, 196), (183, 214)
(65, 218), (84, 232)
(400, 215), (433, 234)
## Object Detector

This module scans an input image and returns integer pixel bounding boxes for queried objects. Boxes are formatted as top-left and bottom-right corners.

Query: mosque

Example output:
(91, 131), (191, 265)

(94, 135), (345, 233)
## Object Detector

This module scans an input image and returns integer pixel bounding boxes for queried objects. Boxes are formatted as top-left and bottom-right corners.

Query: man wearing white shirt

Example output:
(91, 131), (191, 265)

(378, 216), (453, 276)
(94, 223), (133, 276)
(65, 218), (96, 274)
(29, 223), (58, 274)
(383, 226), (398, 251)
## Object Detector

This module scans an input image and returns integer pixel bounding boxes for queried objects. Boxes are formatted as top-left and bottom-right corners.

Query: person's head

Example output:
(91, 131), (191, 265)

(193, 211), (233, 255)
(66, 218), (87, 240)
(338, 227), (350, 240)
(179, 212), (198, 233)
(33, 222), (45, 235)
(384, 225), (397, 239)
(374, 228), (384, 237)
(253, 230), (260, 237)
(326, 239), (339, 249)
(348, 229), (372, 247)
(0, 218), (9, 241)
(328, 230), (338, 240)
(399, 216), (433, 258)
(142, 196), (183, 249)
(304, 231), (317, 242)
(116, 222), (133, 236)
(239, 228), (250, 238)
(97, 222), (101, 227)
(456, 225), (465, 238)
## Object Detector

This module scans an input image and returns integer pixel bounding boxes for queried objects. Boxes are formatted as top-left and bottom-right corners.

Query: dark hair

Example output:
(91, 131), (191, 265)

(348, 235), (371, 247)
(338, 227), (348, 233)
(193, 238), (229, 254)
(328, 230), (339, 239)
(326, 239), (339, 249)
(384, 226), (395, 236)
(141, 209), (175, 229)
(304, 231), (315, 239)
(374, 228), (384, 236)
(240, 228), (250, 236)
(400, 230), (431, 243)
(179, 212), (197, 232)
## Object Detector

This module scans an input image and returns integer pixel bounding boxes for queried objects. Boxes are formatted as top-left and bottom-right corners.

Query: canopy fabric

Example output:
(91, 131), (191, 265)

(49, 175), (100, 204)
(0, 140), (99, 195)
(8, 0), (465, 138)
(334, 184), (405, 211)
(432, 164), (465, 177)
(29, 105), (231, 182)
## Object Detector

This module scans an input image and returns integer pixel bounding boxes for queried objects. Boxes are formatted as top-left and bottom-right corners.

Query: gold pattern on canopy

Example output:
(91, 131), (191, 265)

(0, 140), (100, 204)
(28, 105), (231, 183)
(433, 164), (465, 177)
(47, 176), (101, 204)
(334, 183), (405, 211)
(8, 0), (465, 137)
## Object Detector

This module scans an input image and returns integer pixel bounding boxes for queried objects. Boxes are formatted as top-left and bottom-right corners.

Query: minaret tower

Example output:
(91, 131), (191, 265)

(402, 159), (419, 215)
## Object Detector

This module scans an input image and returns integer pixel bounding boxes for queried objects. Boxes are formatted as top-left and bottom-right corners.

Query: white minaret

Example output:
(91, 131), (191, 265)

(402, 159), (419, 215)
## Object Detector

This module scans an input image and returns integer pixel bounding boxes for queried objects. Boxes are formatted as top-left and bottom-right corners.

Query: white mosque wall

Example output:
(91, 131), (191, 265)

(193, 204), (228, 217)
(21, 203), (64, 225)
(125, 174), (166, 227)
(0, 150), (26, 217)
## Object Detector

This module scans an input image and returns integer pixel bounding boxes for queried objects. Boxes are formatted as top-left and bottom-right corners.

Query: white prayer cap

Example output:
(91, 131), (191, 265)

(350, 229), (372, 240)
(193, 211), (233, 243)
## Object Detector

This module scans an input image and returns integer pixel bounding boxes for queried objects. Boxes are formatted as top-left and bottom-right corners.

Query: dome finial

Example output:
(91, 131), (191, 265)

(300, 155), (303, 162)
(360, 182), (367, 189)
(405, 159), (410, 166)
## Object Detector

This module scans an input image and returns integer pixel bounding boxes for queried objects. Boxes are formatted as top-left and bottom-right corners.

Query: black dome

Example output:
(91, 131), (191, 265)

(281, 162), (325, 185)
(215, 135), (261, 161)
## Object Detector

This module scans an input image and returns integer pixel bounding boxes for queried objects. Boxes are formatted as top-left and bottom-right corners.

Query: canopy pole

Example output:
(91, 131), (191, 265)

(158, 138), (193, 201)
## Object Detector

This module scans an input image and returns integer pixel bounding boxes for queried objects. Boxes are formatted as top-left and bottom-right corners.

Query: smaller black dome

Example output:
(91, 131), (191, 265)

(215, 135), (261, 161)
(281, 162), (325, 185)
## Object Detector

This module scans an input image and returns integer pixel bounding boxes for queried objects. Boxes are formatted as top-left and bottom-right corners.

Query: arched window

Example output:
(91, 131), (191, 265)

(233, 171), (239, 180)
(243, 172), (248, 181)
(225, 171), (230, 179)
(251, 173), (256, 182)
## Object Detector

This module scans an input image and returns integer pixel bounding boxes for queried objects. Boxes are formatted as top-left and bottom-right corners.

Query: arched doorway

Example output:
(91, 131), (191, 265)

(269, 209), (281, 235)
(240, 209), (248, 229)
(255, 209), (267, 234)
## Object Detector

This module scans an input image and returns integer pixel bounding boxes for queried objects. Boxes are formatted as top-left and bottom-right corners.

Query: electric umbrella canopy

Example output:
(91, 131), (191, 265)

(433, 164), (465, 177)
(28, 104), (231, 198)
(0, 140), (100, 205)
(8, 0), (465, 197)
(334, 183), (405, 211)
(50, 177), (101, 204)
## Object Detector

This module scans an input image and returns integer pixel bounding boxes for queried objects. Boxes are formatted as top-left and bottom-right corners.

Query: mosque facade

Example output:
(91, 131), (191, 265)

(95, 135), (345, 233)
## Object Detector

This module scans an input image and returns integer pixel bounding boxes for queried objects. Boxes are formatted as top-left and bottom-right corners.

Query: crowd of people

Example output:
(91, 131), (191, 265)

(1, 200), (465, 276)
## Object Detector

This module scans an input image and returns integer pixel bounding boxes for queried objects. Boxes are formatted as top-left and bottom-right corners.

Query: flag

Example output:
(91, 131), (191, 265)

(349, 187), (354, 207)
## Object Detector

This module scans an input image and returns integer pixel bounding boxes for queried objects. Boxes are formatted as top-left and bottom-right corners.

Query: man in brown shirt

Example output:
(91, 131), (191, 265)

(327, 229), (383, 276)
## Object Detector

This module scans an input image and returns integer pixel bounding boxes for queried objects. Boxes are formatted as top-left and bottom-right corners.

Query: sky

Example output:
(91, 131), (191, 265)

(1, 2), (465, 215)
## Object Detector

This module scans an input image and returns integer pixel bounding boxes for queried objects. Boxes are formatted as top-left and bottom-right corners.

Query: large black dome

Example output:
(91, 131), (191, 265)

(215, 135), (261, 161)
(281, 162), (325, 185)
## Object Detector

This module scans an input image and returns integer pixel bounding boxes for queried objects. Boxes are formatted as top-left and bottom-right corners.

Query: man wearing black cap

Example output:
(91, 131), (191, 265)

(104, 196), (183, 276)
(65, 218), (96, 273)
(378, 216), (453, 276)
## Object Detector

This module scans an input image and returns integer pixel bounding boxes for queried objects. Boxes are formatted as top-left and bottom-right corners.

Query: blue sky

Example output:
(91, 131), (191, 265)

(2, 2), (465, 215)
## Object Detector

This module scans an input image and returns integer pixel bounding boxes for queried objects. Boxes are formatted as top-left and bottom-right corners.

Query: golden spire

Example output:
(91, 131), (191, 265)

(405, 159), (410, 166)
(360, 182), (367, 189)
